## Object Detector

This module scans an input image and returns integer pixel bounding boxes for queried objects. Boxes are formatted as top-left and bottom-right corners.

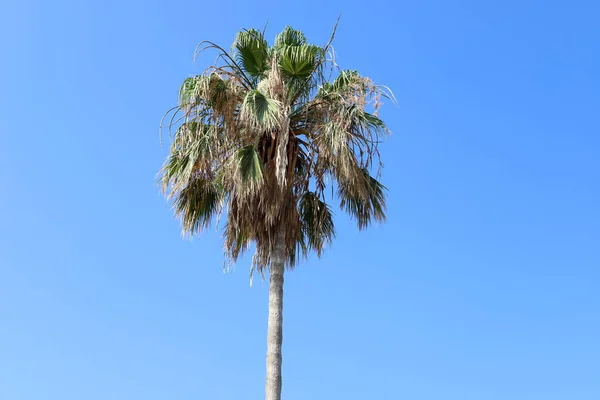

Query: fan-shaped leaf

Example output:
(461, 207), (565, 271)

(241, 90), (281, 130)
(338, 169), (386, 229)
(234, 29), (269, 78)
(275, 26), (307, 47)
(298, 192), (335, 255)
(174, 178), (223, 234)
(236, 145), (264, 185)
(278, 44), (322, 80)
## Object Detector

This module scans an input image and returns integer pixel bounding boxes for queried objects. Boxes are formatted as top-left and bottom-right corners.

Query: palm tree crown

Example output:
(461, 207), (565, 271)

(160, 25), (392, 273)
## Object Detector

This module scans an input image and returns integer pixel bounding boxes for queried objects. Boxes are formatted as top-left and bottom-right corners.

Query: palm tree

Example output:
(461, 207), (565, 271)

(159, 24), (392, 400)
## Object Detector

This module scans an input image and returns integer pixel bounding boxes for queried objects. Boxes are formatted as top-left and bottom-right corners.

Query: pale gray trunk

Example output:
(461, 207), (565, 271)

(265, 230), (285, 400)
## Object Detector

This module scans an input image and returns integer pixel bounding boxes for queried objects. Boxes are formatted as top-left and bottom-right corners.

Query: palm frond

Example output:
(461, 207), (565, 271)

(241, 90), (282, 131)
(174, 177), (224, 235)
(278, 44), (323, 81)
(235, 145), (265, 188)
(179, 76), (201, 108)
(234, 29), (269, 79)
(298, 192), (335, 256)
(160, 122), (220, 194)
(338, 168), (386, 229)
(275, 26), (307, 47)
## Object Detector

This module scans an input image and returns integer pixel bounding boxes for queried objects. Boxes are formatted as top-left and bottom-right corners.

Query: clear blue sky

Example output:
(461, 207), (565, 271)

(1, 0), (599, 399)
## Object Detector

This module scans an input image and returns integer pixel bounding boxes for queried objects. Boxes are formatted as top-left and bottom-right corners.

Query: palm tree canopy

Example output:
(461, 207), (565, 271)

(160, 25), (392, 273)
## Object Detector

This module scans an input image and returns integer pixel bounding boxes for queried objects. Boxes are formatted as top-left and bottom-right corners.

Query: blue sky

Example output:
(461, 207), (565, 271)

(1, 0), (599, 399)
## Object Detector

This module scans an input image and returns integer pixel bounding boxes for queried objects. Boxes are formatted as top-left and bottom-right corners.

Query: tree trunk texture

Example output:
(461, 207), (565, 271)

(265, 230), (285, 400)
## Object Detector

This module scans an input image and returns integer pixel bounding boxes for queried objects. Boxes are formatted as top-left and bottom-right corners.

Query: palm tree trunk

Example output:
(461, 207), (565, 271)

(265, 230), (285, 400)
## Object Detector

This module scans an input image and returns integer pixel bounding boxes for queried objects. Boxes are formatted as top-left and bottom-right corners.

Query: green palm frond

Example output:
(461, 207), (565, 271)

(278, 44), (323, 81)
(161, 122), (219, 194)
(179, 76), (200, 107)
(274, 26), (307, 47)
(338, 168), (387, 230)
(332, 70), (360, 89)
(298, 192), (335, 256)
(362, 111), (386, 130)
(241, 90), (282, 130)
(234, 29), (269, 79)
(174, 177), (224, 235)
(236, 145), (264, 186)
(316, 70), (361, 98)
